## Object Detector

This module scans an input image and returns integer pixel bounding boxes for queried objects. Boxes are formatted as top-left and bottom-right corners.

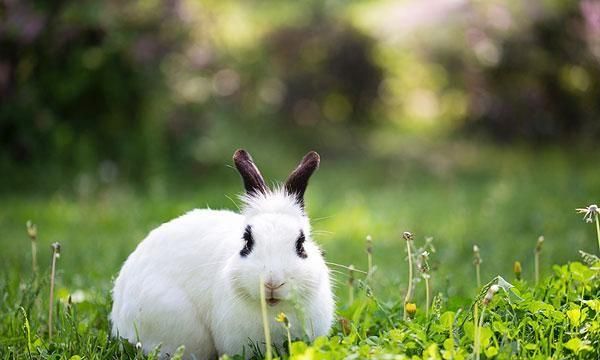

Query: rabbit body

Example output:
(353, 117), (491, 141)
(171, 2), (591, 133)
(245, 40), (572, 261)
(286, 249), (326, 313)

(111, 176), (334, 359)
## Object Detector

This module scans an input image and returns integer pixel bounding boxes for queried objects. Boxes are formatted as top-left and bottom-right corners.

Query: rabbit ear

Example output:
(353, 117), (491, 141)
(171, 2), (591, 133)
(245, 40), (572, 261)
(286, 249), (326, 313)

(285, 151), (320, 207)
(233, 149), (267, 195)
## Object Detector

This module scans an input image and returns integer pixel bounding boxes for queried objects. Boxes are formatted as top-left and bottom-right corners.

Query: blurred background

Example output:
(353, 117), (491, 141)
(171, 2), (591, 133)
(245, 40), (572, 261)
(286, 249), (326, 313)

(1, 0), (600, 297)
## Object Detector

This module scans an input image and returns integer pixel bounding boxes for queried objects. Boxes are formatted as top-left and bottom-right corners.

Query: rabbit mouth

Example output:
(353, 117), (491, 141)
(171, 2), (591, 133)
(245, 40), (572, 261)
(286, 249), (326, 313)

(267, 297), (281, 306)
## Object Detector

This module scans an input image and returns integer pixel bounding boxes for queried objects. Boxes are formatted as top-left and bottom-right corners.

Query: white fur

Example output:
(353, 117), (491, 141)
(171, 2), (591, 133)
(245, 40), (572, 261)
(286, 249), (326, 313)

(110, 189), (334, 359)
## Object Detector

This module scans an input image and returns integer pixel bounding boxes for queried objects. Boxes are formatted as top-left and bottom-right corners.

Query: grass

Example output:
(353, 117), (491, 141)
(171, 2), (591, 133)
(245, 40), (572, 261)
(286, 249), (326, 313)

(1, 143), (600, 358)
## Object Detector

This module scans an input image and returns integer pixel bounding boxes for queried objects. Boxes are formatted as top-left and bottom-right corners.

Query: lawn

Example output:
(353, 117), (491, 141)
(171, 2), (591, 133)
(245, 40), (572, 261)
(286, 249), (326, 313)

(1, 143), (599, 358)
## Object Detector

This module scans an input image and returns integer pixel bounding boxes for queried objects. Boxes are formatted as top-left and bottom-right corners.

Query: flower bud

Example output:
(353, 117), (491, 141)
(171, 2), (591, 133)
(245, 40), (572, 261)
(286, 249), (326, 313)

(405, 302), (417, 318)
(513, 261), (522, 280)
(26, 221), (37, 240)
(536, 236), (544, 252)
(473, 245), (481, 265)
(276, 312), (290, 328)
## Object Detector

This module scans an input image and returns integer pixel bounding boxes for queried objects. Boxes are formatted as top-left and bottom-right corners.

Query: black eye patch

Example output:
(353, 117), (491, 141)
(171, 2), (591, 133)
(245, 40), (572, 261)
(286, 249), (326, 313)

(240, 225), (254, 257)
(296, 231), (307, 259)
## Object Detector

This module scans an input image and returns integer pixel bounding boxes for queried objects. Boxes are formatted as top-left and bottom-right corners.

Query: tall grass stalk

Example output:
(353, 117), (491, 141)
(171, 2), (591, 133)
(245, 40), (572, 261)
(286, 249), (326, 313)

(473, 245), (481, 288)
(403, 232), (414, 321)
(418, 251), (431, 318)
(475, 305), (486, 360)
(475, 285), (499, 360)
(48, 242), (61, 340)
(425, 276), (430, 319)
(535, 236), (544, 285)
(26, 221), (38, 273)
(473, 303), (479, 358)
(259, 275), (273, 360)
(276, 313), (292, 355)
(348, 265), (355, 305)
(595, 212), (600, 252)
(366, 235), (373, 281)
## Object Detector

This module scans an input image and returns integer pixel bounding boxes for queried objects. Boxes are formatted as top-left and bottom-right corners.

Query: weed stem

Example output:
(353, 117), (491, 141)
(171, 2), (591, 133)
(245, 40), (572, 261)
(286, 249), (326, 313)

(425, 277), (430, 319)
(259, 276), (272, 360)
(595, 213), (600, 253)
(26, 221), (38, 273)
(403, 232), (414, 321)
(48, 242), (60, 340)
(348, 265), (355, 305)
(475, 305), (486, 360)
(473, 245), (481, 289)
(366, 235), (373, 281)
(534, 236), (543, 285)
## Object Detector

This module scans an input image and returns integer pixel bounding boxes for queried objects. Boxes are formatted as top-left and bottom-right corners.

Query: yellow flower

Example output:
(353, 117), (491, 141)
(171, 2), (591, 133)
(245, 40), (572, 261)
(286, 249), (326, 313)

(405, 302), (417, 317)
(276, 312), (289, 327)
(513, 261), (522, 280)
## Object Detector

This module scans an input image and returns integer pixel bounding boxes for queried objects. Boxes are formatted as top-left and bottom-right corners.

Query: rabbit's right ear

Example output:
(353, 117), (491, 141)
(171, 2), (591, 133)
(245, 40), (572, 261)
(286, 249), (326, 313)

(233, 149), (267, 195)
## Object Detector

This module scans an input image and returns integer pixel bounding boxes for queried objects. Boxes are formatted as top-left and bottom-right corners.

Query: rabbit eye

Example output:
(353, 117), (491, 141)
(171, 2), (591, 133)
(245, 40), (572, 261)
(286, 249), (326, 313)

(296, 231), (307, 259)
(240, 225), (254, 257)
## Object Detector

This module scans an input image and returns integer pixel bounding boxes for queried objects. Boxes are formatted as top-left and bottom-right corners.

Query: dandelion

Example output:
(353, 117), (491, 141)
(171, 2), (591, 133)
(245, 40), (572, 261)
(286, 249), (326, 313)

(26, 221), (38, 273)
(276, 312), (292, 354)
(535, 236), (544, 285)
(513, 261), (522, 281)
(417, 251), (431, 318)
(475, 285), (499, 360)
(473, 245), (481, 288)
(403, 231), (414, 321)
(366, 235), (373, 281)
(259, 276), (272, 360)
(483, 285), (500, 306)
(48, 242), (61, 340)
(405, 302), (417, 319)
(347, 265), (355, 305)
(576, 204), (600, 252)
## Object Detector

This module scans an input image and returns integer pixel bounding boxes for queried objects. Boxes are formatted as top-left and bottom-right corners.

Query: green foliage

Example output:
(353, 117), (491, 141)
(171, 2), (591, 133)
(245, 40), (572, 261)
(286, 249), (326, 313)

(1, 256), (598, 358)
(1, 146), (599, 358)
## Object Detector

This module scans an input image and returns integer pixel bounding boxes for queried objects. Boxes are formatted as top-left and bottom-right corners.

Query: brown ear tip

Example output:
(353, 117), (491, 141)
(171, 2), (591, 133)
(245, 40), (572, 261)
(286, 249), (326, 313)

(233, 149), (250, 162)
(305, 151), (320, 166)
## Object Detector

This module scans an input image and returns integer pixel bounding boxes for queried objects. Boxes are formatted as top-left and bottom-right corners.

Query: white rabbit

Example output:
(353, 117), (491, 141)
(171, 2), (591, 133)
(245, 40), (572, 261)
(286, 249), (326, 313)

(110, 149), (334, 359)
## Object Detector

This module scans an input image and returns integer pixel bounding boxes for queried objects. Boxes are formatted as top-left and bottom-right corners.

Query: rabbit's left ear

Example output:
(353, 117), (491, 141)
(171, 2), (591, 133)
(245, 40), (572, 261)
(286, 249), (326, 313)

(285, 151), (320, 207)
(234, 149), (268, 195)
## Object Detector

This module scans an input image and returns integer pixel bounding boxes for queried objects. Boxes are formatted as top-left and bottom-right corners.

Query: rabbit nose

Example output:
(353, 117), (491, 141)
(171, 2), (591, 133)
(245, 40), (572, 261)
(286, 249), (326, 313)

(264, 281), (285, 290)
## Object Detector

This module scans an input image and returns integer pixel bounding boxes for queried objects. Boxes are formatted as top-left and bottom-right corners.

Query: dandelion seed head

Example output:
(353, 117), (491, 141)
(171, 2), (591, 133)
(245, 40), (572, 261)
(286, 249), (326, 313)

(577, 204), (599, 223)
(51, 242), (61, 254)
(483, 284), (500, 305)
